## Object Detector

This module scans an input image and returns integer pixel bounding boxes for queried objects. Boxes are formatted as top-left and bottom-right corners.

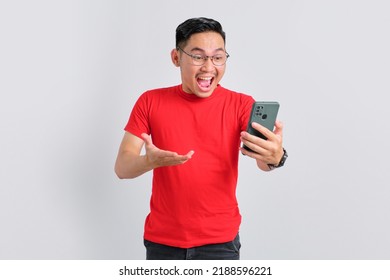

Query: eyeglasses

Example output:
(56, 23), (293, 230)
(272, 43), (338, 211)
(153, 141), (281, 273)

(177, 46), (230, 66)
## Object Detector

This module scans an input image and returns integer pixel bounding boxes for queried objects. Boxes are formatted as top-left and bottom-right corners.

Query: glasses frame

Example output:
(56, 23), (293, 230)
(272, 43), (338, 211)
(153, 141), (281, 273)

(177, 46), (230, 66)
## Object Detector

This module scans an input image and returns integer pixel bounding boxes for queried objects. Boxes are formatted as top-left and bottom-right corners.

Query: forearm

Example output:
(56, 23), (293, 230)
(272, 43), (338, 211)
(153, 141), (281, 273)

(115, 152), (154, 179)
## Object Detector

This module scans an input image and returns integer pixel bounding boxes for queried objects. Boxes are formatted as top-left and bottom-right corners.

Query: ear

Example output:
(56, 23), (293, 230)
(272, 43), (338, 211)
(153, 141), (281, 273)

(171, 49), (180, 67)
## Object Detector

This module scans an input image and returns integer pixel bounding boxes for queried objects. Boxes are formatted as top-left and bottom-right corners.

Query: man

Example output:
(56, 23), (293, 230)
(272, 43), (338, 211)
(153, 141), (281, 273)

(115, 17), (287, 260)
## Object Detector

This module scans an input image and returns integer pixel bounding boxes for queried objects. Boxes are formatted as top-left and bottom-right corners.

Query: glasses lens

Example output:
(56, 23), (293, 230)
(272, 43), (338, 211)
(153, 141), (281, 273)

(192, 55), (204, 66)
(212, 55), (227, 66)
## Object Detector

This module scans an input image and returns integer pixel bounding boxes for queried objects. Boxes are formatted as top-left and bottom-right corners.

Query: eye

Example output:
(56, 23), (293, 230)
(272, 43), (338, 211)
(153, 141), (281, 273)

(192, 54), (205, 62)
(213, 55), (224, 62)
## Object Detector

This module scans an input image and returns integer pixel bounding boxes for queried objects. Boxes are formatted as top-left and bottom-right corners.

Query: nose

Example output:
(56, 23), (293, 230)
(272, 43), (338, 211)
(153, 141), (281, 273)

(201, 57), (215, 71)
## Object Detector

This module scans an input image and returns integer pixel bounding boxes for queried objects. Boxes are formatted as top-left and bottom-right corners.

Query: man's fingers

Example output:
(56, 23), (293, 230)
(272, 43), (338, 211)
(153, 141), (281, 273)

(273, 120), (283, 137)
(251, 122), (273, 139)
(158, 150), (179, 158)
(161, 152), (195, 166)
(141, 133), (195, 166)
(186, 150), (195, 158)
(251, 120), (283, 140)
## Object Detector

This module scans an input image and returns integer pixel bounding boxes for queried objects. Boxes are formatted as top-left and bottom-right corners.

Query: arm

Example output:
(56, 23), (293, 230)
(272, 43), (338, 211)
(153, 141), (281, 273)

(115, 132), (152, 179)
(240, 120), (284, 172)
(115, 132), (194, 179)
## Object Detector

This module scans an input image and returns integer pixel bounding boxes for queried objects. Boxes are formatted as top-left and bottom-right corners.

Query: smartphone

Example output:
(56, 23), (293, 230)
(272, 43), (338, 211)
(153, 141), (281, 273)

(243, 101), (280, 152)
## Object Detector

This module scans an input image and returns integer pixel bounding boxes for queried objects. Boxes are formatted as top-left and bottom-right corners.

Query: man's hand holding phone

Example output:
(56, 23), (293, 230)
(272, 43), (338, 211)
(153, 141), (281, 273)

(240, 120), (284, 169)
(240, 101), (287, 171)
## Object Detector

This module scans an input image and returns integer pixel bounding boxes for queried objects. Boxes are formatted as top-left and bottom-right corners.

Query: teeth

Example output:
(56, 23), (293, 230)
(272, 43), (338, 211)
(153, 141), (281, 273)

(198, 77), (212, 80)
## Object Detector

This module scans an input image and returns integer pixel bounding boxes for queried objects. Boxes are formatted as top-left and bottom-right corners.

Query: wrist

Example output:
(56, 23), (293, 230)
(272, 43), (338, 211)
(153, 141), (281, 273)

(268, 148), (288, 170)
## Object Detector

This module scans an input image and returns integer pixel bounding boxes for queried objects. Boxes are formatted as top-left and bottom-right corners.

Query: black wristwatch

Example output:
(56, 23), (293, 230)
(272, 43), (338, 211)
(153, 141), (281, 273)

(268, 148), (288, 170)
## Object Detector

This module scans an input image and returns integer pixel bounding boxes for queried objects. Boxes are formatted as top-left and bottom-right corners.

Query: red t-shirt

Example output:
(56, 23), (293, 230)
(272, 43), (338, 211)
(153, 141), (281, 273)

(125, 84), (254, 248)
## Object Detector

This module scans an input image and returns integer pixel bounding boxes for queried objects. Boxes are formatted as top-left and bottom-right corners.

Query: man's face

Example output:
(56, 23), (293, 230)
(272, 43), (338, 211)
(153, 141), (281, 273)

(172, 32), (227, 98)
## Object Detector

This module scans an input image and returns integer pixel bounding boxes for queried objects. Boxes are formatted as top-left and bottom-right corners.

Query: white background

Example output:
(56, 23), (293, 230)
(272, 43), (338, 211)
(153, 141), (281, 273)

(1, 0), (389, 259)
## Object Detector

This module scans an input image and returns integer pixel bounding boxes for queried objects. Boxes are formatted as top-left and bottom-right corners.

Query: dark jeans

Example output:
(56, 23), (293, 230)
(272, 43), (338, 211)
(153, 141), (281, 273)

(144, 234), (241, 260)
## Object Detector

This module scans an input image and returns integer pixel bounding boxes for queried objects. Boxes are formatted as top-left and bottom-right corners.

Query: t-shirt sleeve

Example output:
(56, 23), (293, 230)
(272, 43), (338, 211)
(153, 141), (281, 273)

(124, 92), (151, 138)
(240, 94), (255, 131)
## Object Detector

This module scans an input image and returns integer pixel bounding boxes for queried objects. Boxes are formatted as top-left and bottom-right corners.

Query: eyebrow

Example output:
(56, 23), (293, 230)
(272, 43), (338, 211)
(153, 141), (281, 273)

(190, 47), (226, 53)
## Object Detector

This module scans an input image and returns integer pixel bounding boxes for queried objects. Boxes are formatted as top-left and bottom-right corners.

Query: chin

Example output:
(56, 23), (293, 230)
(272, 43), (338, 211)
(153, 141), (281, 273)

(195, 84), (218, 98)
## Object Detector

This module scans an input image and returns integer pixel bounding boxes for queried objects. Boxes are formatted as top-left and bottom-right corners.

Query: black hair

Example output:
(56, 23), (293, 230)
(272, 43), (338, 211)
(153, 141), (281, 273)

(175, 17), (226, 48)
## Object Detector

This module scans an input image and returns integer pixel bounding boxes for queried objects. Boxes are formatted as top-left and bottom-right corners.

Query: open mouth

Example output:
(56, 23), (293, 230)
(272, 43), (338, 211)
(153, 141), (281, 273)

(197, 76), (214, 91)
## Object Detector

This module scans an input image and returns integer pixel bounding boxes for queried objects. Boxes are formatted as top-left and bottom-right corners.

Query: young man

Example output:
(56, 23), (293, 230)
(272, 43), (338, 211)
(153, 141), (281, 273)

(115, 17), (287, 260)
